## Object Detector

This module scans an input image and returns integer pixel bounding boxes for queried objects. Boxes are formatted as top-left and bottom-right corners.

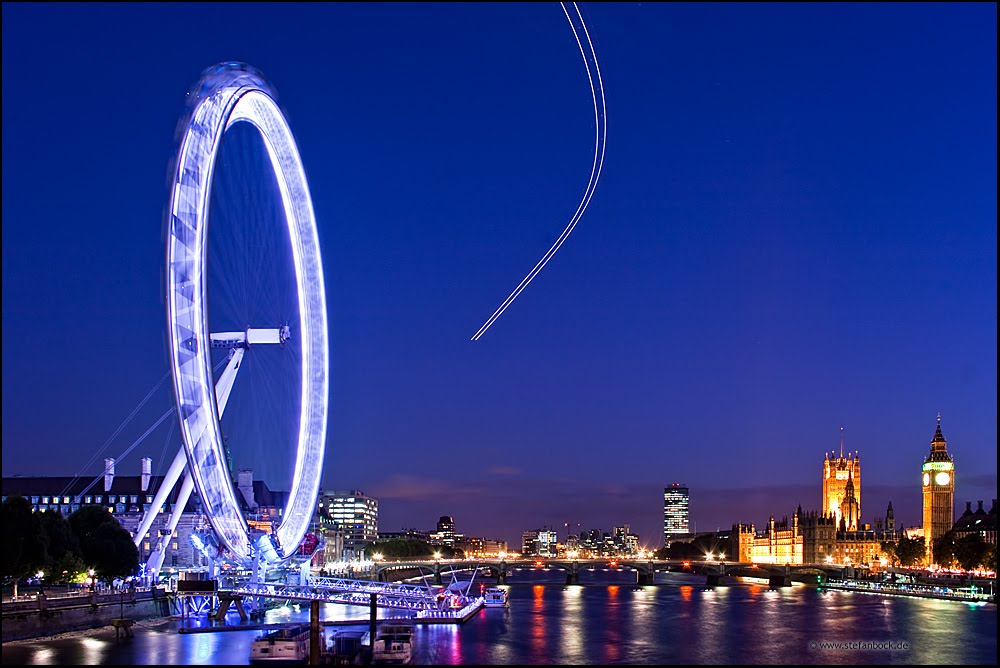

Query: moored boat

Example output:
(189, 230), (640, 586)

(483, 587), (508, 608)
(372, 622), (414, 664)
(249, 624), (310, 664)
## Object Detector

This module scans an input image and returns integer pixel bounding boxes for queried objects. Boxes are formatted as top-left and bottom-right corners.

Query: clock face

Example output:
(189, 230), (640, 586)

(923, 473), (930, 486)
(935, 471), (951, 486)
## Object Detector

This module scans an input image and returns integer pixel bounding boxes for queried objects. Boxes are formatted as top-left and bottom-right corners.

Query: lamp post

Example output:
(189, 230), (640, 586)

(36, 571), (45, 597)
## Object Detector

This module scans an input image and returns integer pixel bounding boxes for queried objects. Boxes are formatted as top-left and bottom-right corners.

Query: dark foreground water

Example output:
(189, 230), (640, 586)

(3, 575), (996, 664)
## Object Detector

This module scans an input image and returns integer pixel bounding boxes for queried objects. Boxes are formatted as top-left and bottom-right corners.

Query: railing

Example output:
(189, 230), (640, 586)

(415, 598), (484, 620)
(229, 579), (447, 611)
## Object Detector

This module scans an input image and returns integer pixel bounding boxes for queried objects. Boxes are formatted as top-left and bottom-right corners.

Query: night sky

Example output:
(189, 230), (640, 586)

(2, 3), (996, 550)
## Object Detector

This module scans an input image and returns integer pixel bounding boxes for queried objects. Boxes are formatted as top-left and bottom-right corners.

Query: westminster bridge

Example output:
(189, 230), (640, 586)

(371, 558), (849, 588)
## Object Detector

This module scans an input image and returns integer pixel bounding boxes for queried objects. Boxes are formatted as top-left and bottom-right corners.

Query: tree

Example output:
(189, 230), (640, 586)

(954, 534), (989, 572)
(37, 510), (84, 584)
(68, 505), (138, 584)
(894, 535), (925, 567)
(1, 497), (48, 599)
(363, 540), (464, 560)
(365, 539), (431, 559)
(933, 531), (958, 569)
(880, 541), (899, 567)
(983, 545), (997, 574)
(662, 535), (729, 561)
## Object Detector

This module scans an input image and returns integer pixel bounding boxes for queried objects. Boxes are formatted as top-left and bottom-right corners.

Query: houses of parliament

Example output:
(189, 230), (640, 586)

(732, 417), (959, 567)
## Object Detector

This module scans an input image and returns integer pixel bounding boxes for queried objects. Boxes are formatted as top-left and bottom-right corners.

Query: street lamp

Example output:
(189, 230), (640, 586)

(36, 571), (45, 597)
(433, 552), (441, 561)
(498, 551), (507, 561)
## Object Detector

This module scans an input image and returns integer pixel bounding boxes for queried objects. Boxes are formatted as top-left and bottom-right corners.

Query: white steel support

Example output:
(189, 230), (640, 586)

(214, 347), (246, 418)
(133, 447), (188, 549)
(135, 328), (291, 579)
(146, 472), (195, 576)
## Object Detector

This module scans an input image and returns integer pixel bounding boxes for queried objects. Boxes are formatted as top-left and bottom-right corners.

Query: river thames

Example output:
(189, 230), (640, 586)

(2, 575), (996, 665)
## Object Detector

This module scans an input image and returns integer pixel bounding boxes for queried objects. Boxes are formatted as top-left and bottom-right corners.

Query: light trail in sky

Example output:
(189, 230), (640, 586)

(471, 2), (606, 341)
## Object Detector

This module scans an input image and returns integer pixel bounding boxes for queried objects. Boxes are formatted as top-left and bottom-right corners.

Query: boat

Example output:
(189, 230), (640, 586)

(372, 622), (414, 664)
(483, 586), (508, 608)
(250, 624), (310, 664)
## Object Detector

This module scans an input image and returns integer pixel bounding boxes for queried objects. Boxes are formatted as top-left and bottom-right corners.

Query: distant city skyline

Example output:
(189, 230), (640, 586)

(3, 4), (996, 553)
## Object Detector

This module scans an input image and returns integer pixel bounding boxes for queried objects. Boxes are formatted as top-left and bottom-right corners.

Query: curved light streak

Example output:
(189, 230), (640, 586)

(472, 2), (606, 340)
(165, 62), (328, 563)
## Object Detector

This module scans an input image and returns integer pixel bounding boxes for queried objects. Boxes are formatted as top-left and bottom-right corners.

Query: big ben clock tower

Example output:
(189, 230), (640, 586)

(921, 415), (954, 565)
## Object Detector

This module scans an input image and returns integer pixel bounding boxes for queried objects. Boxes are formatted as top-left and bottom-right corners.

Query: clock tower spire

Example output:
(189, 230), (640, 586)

(922, 414), (955, 565)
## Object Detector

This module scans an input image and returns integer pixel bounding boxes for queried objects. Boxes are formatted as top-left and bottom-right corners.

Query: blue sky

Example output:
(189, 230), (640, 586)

(2, 3), (996, 548)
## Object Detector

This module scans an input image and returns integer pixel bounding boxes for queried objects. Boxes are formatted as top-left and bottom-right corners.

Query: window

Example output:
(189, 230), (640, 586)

(146, 496), (153, 504)
(63, 496), (70, 504)
(95, 496), (102, 504)
(130, 496), (138, 504)
(42, 497), (50, 504)
(31, 496), (39, 504)
(85, 496), (92, 504)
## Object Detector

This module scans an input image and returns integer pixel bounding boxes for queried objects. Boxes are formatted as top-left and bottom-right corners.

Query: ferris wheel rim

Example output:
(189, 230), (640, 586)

(165, 62), (328, 565)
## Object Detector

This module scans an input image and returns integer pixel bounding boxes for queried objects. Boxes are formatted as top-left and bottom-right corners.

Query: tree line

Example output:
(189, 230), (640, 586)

(1, 497), (139, 598)
(363, 539), (465, 560)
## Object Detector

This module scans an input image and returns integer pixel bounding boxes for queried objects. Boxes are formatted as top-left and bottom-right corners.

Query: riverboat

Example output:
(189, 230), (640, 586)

(483, 587), (508, 608)
(249, 624), (310, 664)
(372, 622), (414, 664)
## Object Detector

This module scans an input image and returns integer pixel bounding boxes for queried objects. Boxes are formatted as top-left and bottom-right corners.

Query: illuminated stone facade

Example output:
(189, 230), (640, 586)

(921, 417), (955, 565)
(733, 514), (804, 565)
(823, 444), (861, 531)
(799, 505), (899, 566)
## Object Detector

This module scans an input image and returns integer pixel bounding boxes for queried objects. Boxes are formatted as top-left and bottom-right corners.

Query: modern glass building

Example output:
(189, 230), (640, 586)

(317, 490), (378, 559)
(663, 483), (690, 544)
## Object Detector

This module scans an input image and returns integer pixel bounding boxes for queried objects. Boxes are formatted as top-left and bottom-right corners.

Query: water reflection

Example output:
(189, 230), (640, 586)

(1, 586), (995, 665)
(528, 585), (546, 661)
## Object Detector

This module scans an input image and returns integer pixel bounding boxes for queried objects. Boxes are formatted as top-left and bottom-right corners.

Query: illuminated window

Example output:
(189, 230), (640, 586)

(42, 497), (50, 504)
(95, 496), (102, 504)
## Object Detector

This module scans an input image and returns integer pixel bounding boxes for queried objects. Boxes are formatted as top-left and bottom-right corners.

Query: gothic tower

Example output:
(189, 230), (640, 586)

(823, 427), (861, 528)
(839, 471), (860, 531)
(921, 415), (955, 565)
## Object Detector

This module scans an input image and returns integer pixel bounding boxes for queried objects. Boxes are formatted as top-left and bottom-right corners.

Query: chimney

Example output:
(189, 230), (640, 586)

(141, 457), (152, 492)
(237, 469), (257, 509)
(104, 458), (115, 492)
